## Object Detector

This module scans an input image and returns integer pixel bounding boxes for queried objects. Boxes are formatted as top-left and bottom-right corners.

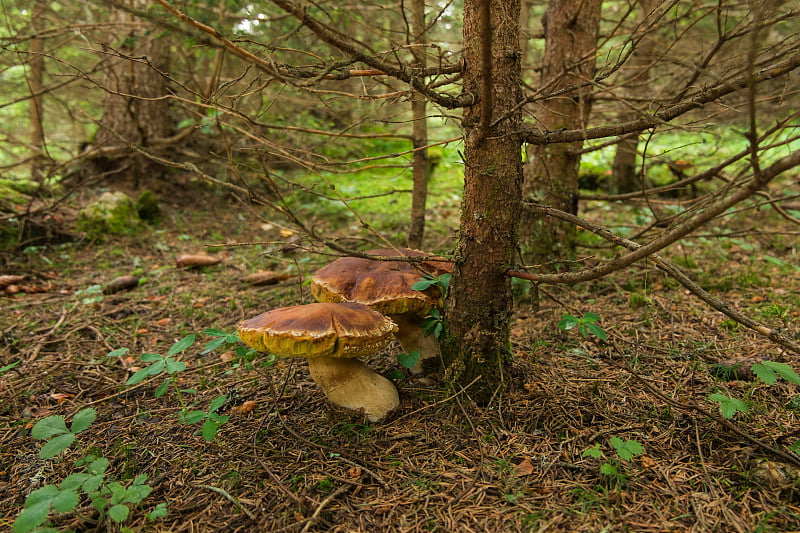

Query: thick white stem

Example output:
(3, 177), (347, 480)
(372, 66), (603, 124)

(306, 357), (399, 422)
(391, 314), (440, 375)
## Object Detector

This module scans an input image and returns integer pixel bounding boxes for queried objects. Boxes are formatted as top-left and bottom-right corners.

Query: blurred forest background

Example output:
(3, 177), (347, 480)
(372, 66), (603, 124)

(3, 0), (800, 531)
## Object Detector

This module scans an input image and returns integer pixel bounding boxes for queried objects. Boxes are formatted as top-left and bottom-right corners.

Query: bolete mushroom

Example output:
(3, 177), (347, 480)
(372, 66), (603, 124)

(237, 302), (399, 422)
(310, 248), (452, 375)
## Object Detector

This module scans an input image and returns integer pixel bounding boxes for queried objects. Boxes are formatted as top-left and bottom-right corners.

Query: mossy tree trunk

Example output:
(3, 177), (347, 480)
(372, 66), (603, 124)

(520, 0), (601, 266)
(440, 0), (523, 403)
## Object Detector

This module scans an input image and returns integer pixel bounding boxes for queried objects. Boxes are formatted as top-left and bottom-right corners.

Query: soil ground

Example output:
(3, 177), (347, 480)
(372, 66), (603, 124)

(2, 181), (800, 532)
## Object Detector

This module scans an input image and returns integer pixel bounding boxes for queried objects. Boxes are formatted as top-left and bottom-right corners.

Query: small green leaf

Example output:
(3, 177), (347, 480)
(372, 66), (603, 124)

(31, 416), (69, 440)
(124, 483), (153, 503)
(87, 457), (110, 475)
(83, 474), (105, 493)
(411, 278), (438, 291)
(208, 395), (229, 413)
(586, 323), (608, 341)
(70, 408), (97, 434)
(106, 348), (130, 358)
(582, 444), (603, 459)
(51, 488), (80, 513)
(24, 485), (59, 507)
(610, 438), (643, 461)
(126, 367), (153, 386)
(752, 363), (778, 385)
(557, 315), (579, 331)
(39, 433), (76, 459)
(397, 351), (421, 369)
(140, 353), (162, 362)
(13, 498), (52, 533)
(201, 336), (227, 354)
(108, 504), (130, 523)
(181, 411), (208, 424)
(167, 334), (196, 357)
(132, 473), (148, 485)
(147, 502), (169, 520)
(582, 312), (600, 323)
(59, 473), (90, 490)
(709, 393), (749, 418)
(437, 273), (452, 294)
(761, 361), (800, 385)
(164, 359), (186, 374)
(599, 462), (619, 476)
(154, 379), (170, 398)
(201, 418), (222, 441)
(203, 328), (227, 337)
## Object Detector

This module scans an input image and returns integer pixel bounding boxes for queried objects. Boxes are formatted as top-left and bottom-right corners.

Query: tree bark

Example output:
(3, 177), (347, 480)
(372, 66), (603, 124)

(611, 0), (658, 194)
(520, 0), (601, 265)
(90, 0), (172, 185)
(441, 0), (523, 402)
(29, 0), (46, 182)
(407, 0), (429, 249)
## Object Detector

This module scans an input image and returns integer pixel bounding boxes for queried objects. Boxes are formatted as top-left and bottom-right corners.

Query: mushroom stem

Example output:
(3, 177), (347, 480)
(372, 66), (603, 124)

(305, 357), (399, 422)
(390, 315), (440, 375)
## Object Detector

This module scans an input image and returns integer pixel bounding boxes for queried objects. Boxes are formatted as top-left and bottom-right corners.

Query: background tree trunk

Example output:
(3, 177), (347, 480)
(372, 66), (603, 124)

(520, 0), (601, 266)
(90, 0), (172, 186)
(407, 0), (429, 249)
(611, 0), (658, 194)
(441, 0), (523, 403)
(28, 0), (46, 182)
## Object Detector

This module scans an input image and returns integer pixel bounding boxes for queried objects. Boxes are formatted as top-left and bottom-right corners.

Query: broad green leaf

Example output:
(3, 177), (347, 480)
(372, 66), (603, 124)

(709, 393), (749, 418)
(437, 273), (452, 294)
(203, 328), (227, 337)
(164, 359), (186, 374)
(610, 438), (643, 461)
(166, 334), (196, 357)
(145, 360), (166, 376)
(13, 498), (52, 533)
(147, 502), (169, 520)
(82, 474), (106, 493)
(181, 411), (208, 424)
(586, 323), (608, 341)
(557, 315), (579, 331)
(126, 367), (153, 386)
(87, 457), (110, 475)
(59, 473), (90, 490)
(106, 348), (130, 358)
(154, 379), (170, 398)
(51, 489), (79, 513)
(761, 361), (800, 385)
(70, 408), (97, 434)
(583, 312), (600, 323)
(140, 353), (162, 362)
(397, 351), (421, 369)
(133, 473), (148, 485)
(24, 485), (59, 507)
(752, 363), (777, 385)
(201, 418), (222, 441)
(31, 416), (69, 440)
(108, 504), (130, 523)
(411, 278), (438, 291)
(599, 463), (619, 476)
(201, 336), (226, 354)
(39, 433), (76, 459)
(125, 483), (153, 502)
(208, 395), (228, 413)
(581, 445), (603, 459)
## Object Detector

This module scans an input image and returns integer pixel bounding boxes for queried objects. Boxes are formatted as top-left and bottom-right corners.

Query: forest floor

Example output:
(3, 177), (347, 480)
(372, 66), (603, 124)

(2, 177), (800, 532)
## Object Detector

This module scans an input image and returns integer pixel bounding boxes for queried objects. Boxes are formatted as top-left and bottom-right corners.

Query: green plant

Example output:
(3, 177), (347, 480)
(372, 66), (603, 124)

(75, 284), (104, 305)
(582, 437), (644, 485)
(13, 408), (166, 533)
(709, 361), (800, 418)
(107, 334), (193, 400)
(179, 395), (231, 442)
(558, 312), (608, 340)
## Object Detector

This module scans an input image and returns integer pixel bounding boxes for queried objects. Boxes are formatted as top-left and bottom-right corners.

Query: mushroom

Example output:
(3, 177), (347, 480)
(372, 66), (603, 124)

(310, 248), (452, 375)
(237, 302), (399, 422)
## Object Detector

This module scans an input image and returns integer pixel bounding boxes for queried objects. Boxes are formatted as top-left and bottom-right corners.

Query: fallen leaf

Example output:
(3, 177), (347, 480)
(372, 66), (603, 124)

(640, 455), (657, 468)
(240, 271), (295, 286)
(0, 275), (25, 287)
(50, 393), (74, 404)
(156, 318), (172, 326)
(514, 457), (535, 477)
(175, 254), (222, 268)
(346, 466), (362, 478)
(231, 401), (257, 415)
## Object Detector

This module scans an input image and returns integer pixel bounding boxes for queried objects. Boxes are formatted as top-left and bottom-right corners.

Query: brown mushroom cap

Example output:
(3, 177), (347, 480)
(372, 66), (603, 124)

(237, 302), (397, 358)
(310, 248), (452, 317)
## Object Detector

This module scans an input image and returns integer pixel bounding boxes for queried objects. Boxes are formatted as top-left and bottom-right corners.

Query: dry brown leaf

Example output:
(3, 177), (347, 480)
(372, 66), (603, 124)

(50, 393), (74, 404)
(0, 275), (25, 287)
(240, 270), (295, 286)
(175, 254), (223, 268)
(514, 457), (535, 477)
(230, 400), (257, 415)
(220, 351), (235, 363)
(346, 466), (362, 478)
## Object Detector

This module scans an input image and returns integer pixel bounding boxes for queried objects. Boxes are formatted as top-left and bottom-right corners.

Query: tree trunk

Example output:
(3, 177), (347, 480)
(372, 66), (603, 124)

(407, 0), (429, 249)
(611, 0), (658, 194)
(90, 0), (172, 185)
(29, 0), (46, 182)
(520, 0), (601, 265)
(441, 0), (523, 402)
